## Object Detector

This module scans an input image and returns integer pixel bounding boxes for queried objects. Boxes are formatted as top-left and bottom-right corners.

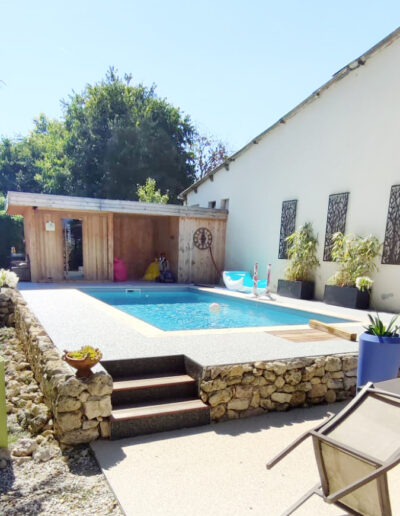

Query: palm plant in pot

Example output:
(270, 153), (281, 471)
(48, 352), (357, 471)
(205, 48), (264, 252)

(357, 314), (400, 389)
(324, 232), (381, 309)
(277, 222), (319, 299)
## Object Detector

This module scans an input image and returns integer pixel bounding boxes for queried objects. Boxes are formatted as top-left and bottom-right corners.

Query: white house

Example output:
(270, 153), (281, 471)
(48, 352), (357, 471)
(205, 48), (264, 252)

(180, 27), (400, 312)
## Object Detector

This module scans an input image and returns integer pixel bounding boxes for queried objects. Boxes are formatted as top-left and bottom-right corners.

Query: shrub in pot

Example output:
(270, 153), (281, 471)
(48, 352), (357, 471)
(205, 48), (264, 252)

(324, 232), (381, 309)
(357, 313), (400, 389)
(277, 222), (319, 299)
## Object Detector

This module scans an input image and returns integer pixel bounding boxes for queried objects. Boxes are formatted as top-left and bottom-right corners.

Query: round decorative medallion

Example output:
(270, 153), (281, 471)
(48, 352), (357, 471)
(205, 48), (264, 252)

(193, 227), (213, 250)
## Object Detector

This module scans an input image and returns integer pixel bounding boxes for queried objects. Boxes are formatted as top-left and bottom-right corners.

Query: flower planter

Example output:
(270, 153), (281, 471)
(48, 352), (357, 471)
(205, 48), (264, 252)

(277, 279), (314, 300)
(357, 332), (400, 388)
(62, 350), (101, 378)
(323, 285), (370, 309)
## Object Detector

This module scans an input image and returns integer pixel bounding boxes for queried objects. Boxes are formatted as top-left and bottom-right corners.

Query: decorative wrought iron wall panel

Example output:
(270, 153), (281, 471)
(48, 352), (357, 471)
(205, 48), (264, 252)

(382, 185), (400, 264)
(278, 200), (297, 259)
(323, 193), (349, 261)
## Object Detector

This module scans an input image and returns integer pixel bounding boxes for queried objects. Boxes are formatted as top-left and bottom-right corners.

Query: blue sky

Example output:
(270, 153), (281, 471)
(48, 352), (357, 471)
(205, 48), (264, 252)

(1, 1), (400, 151)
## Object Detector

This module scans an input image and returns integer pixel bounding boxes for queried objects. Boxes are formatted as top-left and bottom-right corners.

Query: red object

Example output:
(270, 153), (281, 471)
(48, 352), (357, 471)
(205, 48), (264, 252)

(113, 257), (127, 282)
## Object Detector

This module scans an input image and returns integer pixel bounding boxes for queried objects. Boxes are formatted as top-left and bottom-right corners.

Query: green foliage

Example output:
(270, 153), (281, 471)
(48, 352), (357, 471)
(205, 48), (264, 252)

(0, 67), (213, 203)
(0, 115), (70, 195)
(30, 115), (71, 193)
(63, 67), (196, 202)
(0, 194), (24, 268)
(327, 232), (381, 288)
(284, 222), (319, 281)
(137, 178), (169, 204)
(364, 313), (399, 337)
(66, 346), (102, 360)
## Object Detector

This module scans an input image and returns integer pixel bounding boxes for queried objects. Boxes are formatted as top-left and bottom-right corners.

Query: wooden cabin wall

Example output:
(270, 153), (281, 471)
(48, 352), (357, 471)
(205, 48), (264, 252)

(153, 216), (179, 277)
(177, 218), (226, 284)
(82, 213), (110, 280)
(24, 208), (110, 282)
(113, 214), (156, 279)
(22, 207), (226, 284)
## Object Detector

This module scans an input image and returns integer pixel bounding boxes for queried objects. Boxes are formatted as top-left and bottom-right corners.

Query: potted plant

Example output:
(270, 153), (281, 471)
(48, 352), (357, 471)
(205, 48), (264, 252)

(277, 222), (319, 299)
(324, 232), (381, 309)
(62, 346), (102, 378)
(357, 313), (400, 389)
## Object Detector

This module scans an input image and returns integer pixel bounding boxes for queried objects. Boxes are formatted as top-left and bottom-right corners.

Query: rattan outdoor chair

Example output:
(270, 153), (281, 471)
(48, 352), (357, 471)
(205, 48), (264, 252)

(266, 381), (400, 516)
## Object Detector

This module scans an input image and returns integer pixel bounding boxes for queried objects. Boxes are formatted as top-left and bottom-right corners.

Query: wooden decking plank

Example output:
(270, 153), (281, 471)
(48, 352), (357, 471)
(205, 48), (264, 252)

(266, 328), (337, 342)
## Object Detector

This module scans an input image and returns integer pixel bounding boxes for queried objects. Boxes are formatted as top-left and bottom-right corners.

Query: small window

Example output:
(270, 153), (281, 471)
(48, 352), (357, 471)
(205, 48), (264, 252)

(221, 199), (229, 210)
(208, 201), (216, 209)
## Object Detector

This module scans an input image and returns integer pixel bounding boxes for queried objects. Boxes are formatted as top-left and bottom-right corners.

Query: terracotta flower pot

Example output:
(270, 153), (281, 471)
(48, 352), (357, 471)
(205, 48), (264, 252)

(62, 349), (102, 378)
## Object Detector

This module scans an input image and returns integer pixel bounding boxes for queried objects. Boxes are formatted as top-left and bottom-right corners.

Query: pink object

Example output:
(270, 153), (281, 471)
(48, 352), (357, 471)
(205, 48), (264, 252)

(252, 262), (259, 296)
(113, 257), (127, 282)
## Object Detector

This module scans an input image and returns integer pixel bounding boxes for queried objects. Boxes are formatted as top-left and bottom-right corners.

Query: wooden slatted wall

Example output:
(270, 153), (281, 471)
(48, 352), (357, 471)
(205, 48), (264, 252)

(178, 218), (226, 284)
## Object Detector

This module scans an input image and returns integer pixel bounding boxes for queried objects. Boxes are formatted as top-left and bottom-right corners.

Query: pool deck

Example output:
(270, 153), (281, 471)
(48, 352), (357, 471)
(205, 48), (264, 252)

(17, 281), (386, 368)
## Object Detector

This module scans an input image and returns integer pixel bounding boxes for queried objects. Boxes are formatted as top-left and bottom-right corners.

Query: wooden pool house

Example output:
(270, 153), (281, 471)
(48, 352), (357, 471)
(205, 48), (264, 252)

(6, 191), (227, 284)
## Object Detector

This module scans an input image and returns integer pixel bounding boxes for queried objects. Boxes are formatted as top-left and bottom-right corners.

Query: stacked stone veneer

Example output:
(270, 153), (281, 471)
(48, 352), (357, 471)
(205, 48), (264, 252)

(200, 355), (358, 421)
(0, 290), (14, 327)
(0, 287), (113, 444)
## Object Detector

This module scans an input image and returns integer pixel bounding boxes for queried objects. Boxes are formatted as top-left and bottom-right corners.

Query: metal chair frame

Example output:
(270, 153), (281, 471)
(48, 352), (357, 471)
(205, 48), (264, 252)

(266, 381), (400, 516)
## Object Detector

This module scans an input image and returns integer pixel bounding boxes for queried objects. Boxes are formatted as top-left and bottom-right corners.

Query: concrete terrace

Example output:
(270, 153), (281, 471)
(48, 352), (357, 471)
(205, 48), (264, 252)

(91, 401), (400, 516)
(17, 281), (379, 368)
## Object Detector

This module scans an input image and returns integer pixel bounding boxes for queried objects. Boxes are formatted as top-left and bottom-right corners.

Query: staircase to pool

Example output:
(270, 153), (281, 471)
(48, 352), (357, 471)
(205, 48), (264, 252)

(101, 356), (210, 440)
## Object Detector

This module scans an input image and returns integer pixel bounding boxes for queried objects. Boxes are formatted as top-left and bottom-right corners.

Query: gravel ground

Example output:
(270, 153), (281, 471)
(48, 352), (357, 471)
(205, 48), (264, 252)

(0, 327), (123, 516)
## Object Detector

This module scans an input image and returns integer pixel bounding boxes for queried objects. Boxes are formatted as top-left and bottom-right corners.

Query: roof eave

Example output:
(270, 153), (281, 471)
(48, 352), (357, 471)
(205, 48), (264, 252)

(180, 26), (400, 199)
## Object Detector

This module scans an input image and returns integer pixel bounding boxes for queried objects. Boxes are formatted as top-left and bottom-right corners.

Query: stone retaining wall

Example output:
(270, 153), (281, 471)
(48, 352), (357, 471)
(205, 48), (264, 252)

(200, 355), (358, 421)
(0, 288), (113, 445)
(0, 291), (14, 327)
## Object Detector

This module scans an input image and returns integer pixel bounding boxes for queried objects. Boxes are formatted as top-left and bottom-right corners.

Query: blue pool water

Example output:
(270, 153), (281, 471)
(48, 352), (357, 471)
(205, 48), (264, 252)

(81, 287), (350, 331)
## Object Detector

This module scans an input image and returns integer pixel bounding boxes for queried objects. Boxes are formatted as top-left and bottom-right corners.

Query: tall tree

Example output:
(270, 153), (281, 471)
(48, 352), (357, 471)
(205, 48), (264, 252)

(63, 67), (196, 202)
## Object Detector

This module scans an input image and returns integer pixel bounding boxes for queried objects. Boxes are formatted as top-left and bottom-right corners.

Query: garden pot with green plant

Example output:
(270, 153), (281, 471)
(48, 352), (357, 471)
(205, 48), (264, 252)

(277, 222), (319, 299)
(62, 346), (102, 378)
(324, 232), (381, 309)
(357, 313), (400, 389)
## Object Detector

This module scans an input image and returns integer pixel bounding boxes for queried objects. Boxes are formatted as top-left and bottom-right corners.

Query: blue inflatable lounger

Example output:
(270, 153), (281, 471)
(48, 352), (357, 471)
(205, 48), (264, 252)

(223, 271), (267, 293)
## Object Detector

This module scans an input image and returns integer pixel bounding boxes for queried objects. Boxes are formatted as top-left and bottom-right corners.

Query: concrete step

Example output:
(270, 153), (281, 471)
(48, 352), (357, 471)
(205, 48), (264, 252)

(102, 355), (186, 379)
(110, 398), (210, 439)
(112, 374), (197, 405)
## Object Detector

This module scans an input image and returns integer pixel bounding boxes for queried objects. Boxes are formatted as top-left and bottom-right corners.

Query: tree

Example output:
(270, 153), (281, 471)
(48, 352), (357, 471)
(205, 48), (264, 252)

(137, 178), (169, 203)
(29, 114), (71, 194)
(191, 133), (229, 178)
(0, 68), (231, 203)
(63, 67), (196, 202)
(0, 114), (70, 195)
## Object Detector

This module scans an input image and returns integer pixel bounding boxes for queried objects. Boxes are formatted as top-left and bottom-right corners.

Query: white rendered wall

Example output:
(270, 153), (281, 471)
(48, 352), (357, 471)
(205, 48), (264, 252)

(187, 37), (400, 312)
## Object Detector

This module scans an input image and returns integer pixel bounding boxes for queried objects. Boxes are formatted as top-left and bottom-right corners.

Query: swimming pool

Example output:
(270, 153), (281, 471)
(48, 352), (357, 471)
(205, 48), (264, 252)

(81, 287), (350, 331)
